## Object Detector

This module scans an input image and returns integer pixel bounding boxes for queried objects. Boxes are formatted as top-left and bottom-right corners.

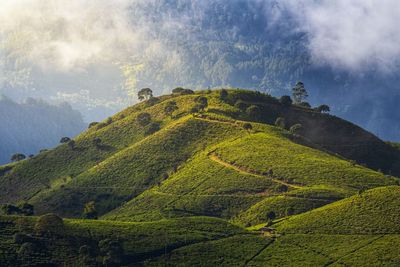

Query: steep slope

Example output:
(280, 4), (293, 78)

(104, 121), (395, 224)
(277, 186), (400, 234)
(0, 89), (399, 222)
(2, 89), (400, 266)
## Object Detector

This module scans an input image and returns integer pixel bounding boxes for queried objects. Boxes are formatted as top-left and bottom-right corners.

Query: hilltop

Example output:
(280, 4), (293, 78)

(0, 88), (400, 266)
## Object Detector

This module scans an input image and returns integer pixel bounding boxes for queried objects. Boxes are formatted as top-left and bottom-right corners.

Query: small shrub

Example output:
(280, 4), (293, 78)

(13, 234), (36, 244)
(274, 184), (289, 192)
(190, 106), (199, 113)
(18, 202), (34, 216)
(60, 137), (71, 143)
(234, 100), (247, 111)
(99, 239), (124, 266)
(145, 97), (160, 107)
(18, 242), (37, 258)
(88, 122), (99, 128)
(266, 211), (276, 221)
(316, 104), (330, 113)
(1, 204), (20, 215)
(164, 101), (179, 118)
(68, 140), (76, 149)
(219, 89), (228, 100)
(275, 117), (286, 128)
(243, 123), (253, 132)
(93, 138), (102, 147)
(83, 201), (98, 219)
(136, 112), (151, 126)
(145, 122), (161, 136)
(194, 96), (208, 112)
(246, 105), (261, 119)
(172, 87), (194, 95)
(279, 95), (292, 106)
(11, 153), (26, 162)
(34, 213), (64, 237)
(298, 102), (311, 108)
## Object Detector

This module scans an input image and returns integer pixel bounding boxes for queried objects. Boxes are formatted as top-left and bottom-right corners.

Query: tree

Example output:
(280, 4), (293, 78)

(136, 112), (151, 126)
(290, 123), (303, 134)
(195, 96), (208, 112)
(220, 89), (228, 100)
(172, 87), (194, 95)
(243, 123), (253, 133)
(11, 153), (26, 162)
(34, 213), (64, 237)
(164, 101), (179, 118)
(299, 102), (311, 108)
(88, 122), (99, 129)
(246, 105), (261, 119)
(275, 117), (286, 129)
(292, 82), (308, 104)
(83, 201), (98, 219)
(316, 104), (330, 113)
(138, 88), (153, 101)
(60, 137), (71, 143)
(235, 100), (247, 111)
(93, 138), (102, 147)
(266, 211), (276, 221)
(280, 95), (293, 106)
(18, 202), (34, 216)
(99, 239), (124, 266)
(68, 140), (76, 149)
(1, 204), (20, 215)
(145, 122), (161, 136)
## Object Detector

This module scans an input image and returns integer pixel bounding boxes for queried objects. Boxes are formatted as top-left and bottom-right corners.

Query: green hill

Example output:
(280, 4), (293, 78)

(277, 186), (400, 234)
(1, 89), (400, 266)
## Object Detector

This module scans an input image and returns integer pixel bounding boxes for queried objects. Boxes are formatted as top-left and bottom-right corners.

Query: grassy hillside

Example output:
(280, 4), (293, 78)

(1, 89), (400, 266)
(277, 186), (400, 234)
(0, 215), (246, 266)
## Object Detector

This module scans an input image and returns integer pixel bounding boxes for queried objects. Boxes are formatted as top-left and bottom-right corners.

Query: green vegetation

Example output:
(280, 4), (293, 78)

(1, 88), (400, 265)
(277, 186), (400, 234)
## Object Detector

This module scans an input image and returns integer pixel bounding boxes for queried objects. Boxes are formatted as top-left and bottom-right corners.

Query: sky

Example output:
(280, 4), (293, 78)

(1, 0), (400, 131)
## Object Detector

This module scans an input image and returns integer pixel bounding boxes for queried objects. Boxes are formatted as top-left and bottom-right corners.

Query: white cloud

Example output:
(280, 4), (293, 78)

(0, 0), (146, 72)
(281, 0), (400, 72)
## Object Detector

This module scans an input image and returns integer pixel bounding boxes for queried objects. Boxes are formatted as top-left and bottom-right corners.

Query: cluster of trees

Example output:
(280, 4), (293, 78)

(279, 82), (330, 113)
(11, 212), (126, 266)
(1, 203), (34, 216)
(192, 96), (208, 113)
(172, 87), (194, 95)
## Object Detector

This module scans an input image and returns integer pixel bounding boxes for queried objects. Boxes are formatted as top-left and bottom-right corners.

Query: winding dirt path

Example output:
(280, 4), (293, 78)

(209, 153), (303, 189)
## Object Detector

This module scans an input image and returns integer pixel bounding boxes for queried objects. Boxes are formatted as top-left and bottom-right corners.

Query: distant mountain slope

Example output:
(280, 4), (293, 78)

(0, 96), (85, 164)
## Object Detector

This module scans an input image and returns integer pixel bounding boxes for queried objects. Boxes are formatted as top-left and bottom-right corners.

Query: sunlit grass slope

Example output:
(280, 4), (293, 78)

(30, 115), (246, 217)
(215, 133), (395, 189)
(106, 123), (396, 224)
(277, 186), (400, 234)
(0, 88), (399, 224)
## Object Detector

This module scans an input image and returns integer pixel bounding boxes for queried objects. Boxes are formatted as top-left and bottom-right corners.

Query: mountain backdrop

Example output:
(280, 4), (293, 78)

(0, 96), (86, 164)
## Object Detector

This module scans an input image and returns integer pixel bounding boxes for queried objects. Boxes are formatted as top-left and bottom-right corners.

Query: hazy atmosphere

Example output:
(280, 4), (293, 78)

(1, 0), (400, 140)
(2, 2), (400, 266)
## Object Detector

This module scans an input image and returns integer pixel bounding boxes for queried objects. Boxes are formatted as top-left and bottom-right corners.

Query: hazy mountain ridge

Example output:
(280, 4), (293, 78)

(2, 0), (400, 140)
(0, 95), (86, 164)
